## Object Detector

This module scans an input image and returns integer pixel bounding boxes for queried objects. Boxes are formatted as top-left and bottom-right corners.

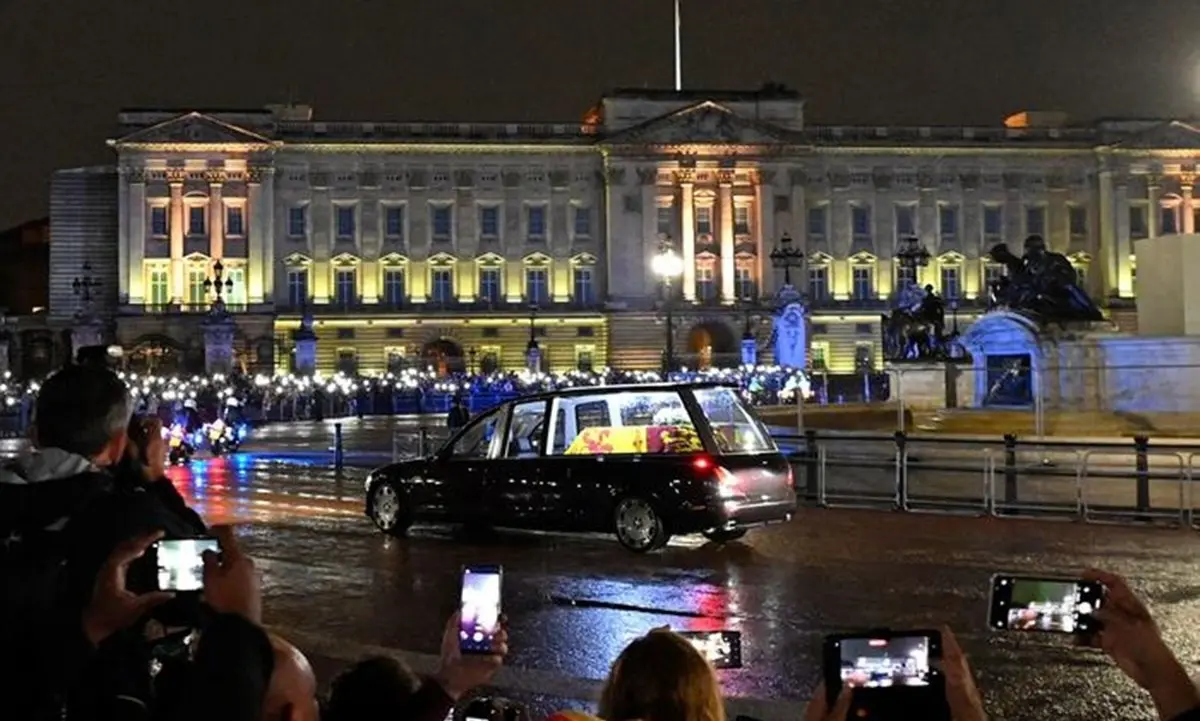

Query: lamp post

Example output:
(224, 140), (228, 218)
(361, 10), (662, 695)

(769, 232), (804, 288)
(651, 236), (684, 374)
(204, 259), (234, 311)
(525, 305), (541, 372)
(895, 236), (931, 292)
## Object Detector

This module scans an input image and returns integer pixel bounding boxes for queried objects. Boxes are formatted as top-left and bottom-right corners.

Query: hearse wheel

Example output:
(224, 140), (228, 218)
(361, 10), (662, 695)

(614, 496), (670, 552)
(702, 528), (748, 544)
(370, 482), (413, 537)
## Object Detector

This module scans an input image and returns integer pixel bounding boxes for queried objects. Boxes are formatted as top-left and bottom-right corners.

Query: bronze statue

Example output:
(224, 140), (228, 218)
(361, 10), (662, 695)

(987, 235), (1103, 321)
(882, 283), (953, 361)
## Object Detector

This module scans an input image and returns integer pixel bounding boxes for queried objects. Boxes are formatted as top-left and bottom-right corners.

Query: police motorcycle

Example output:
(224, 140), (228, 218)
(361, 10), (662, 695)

(203, 398), (248, 457)
(164, 422), (195, 465)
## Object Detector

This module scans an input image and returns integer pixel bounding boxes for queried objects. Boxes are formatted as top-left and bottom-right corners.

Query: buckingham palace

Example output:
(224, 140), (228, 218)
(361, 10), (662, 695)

(43, 85), (1200, 375)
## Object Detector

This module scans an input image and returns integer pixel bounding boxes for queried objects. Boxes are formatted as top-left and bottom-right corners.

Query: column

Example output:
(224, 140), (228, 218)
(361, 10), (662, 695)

(1098, 169), (1117, 297)
(260, 168), (276, 302)
(247, 174), (264, 304)
(128, 179), (147, 303)
(1183, 178), (1196, 234)
(680, 180), (696, 301)
(1147, 177), (1161, 238)
(118, 171), (129, 303)
(1115, 180), (1133, 297)
(789, 171), (807, 286)
(755, 176), (772, 298)
(209, 181), (224, 259)
(641, 181), (656, 299)
(719, 179), (735, 303)
(169, 181), (185, 304)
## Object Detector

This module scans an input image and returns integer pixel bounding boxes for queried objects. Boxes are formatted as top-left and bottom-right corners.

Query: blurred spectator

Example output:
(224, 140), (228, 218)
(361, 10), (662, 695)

(447, 396), (470, 430)
(261, 634), (320, 721)
(599, 628), (725, 721)
(1084, 569), (1200, 721)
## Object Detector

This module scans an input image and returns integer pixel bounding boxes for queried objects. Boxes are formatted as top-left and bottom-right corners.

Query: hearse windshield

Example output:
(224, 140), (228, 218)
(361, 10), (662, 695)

(692, 387), (776, 454)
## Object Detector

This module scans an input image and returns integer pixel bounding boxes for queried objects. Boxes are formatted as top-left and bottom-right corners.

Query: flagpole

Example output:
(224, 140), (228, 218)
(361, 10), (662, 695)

(674, 0), (682, 91)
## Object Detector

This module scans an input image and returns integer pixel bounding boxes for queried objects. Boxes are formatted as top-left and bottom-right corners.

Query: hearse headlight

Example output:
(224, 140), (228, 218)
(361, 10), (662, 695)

(364, 471), (378, 492)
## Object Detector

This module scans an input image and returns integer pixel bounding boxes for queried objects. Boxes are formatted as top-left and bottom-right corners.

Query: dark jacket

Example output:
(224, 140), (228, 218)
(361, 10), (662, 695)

(0, 447), (210, 720)
(1172, 708), (1200, 721)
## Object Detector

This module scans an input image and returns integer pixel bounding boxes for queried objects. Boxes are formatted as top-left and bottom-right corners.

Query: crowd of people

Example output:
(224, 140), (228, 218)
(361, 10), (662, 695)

(2, 363), (1199, 720)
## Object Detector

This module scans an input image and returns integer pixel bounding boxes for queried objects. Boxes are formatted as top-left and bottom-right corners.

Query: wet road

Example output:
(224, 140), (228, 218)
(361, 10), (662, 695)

(155, 440), (1200, 721)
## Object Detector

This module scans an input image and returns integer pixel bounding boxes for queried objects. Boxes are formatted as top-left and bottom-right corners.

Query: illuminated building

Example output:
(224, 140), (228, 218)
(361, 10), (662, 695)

(48, 88), (1200, 374)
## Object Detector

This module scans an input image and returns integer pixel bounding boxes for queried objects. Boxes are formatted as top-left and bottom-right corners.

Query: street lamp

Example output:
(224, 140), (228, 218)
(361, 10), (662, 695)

(72, 262), (101, 304)
(769, 232), (804, 287)
(895, 236), (931, 290)
(525, 305), (541, 372)
(204, 259), (234, 310)
(652, 237), (684, 373)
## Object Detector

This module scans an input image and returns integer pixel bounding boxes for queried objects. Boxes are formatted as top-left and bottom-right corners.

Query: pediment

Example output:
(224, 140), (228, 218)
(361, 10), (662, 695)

(331, 253), (361, 266)
(570, 252), (598, 264)
(379, 253), (409, 265)
(115, 112), (274, 146)
(602, 101), (793, 146)
(1114, 121), (1200, 150)
(474, 252), (505, 265)
(282, 252), (313, 266)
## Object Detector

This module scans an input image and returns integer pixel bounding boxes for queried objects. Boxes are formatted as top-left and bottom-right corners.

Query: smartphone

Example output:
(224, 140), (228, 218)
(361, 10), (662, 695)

(823, 629), (948, 721)
(677, 630), (742, 669)
(459, 565), (503, 655)
(152, 538), (219, 592)
(989, 574), (1104, 634)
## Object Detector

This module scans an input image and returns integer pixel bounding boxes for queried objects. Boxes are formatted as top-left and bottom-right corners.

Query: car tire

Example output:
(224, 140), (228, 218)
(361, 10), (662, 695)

(702, 528), (748, 544)
(369, 482), (413, 537)
(613, 496), (670, 553)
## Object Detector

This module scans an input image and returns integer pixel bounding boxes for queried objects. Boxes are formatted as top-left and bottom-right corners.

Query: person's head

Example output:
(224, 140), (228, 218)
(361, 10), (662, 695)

(323, 656), (421, 721)
(32, 365), (132, 466)
(599, 629), (725, 721)
(262, 635), (319, 721)
(1024, 234), (1046, 255)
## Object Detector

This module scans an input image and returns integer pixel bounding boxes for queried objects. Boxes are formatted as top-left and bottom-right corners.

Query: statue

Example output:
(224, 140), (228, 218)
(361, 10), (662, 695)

(882, 283), (953, 361)
(770, 286), (808, 369)
(987, 235), (1103, 322)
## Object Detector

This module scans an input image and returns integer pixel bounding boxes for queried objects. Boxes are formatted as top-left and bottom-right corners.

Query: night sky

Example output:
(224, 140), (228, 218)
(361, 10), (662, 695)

(1, 0), (1198, 229)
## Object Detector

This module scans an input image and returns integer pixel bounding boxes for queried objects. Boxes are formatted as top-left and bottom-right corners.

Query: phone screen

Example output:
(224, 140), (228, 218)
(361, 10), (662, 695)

(459, 565), (502, 655)
(154, 538), (219, 592)
(834, 633), (936, 689)
(989, 575), (1104, 634)
(676, 630), (742, 669)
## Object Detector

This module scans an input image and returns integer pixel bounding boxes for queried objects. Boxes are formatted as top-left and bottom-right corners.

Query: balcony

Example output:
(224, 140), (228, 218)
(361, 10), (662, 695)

(274, 298), (605, 316)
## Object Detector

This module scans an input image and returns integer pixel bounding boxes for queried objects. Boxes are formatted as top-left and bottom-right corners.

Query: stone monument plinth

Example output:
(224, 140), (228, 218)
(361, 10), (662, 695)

(202, 310), (236, 376)
(293, 312), (317, 376)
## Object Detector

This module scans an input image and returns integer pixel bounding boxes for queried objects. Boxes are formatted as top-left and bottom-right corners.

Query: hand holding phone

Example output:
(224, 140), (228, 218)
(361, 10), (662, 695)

(459, 565), (503, 655)
(823, 630), (949, 721)
(988, 574), (1104, 634)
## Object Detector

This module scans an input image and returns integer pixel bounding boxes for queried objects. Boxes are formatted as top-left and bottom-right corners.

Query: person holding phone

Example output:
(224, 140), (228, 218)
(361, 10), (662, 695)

(1082, 569), (1200, 721)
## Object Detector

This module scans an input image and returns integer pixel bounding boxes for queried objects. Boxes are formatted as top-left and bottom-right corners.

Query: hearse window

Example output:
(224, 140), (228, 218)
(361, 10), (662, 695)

(692, 387), (775, 454)
(551, 390), (702, 456)
(506, 400), (547, 459)
(450, 407), (504, 459)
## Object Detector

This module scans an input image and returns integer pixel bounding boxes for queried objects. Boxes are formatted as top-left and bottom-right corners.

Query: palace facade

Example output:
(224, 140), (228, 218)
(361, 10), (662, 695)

(43, 88), (1200, 374)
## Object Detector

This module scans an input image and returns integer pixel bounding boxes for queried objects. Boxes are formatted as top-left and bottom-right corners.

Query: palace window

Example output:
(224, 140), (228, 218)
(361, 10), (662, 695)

(526, 266), (549, 304)
(186, 267), (208, 305)
(226, 206), (245, 237)
(287, 207), (306, 237)
(656, 205), (673, 236)
(573, 266), (594, 305)
(336, 349), (358, 375)
(735, 264), (756, 301)
(983, 205), (1004, 245)
(150, 206), (168, 237)
(384, 206), (405, 240)
(334, 268), (356, 306)
(984, 263), (1005, 294)
(851, 264), (874, 300)
(431, 267), (454, 304)
(896, 263), (917, 290)
(385, 347), (407, 375)
(147, 266), (169, 306)
(1161, 204), (1180, 235)
(527, 205), (547, 241)
(383, 268), (406, 307)
(1025, 205), (1046, 237)
(696, 206), (713, 236)
(939, 204), (959, 243)
(734, 205), (751, 236)
(807, 264), (829, 301)
(1129, 205), (1149, 239)
(479, 206), (499, 239)
(431, 205), (453, 242)
(575, 345), (596, 372)
(894, 204), (916, 239)
(335, 206), (356, 240)
(187, 206), (206, 237)
(479, 267), (501, 304)
(940, 264), (961, 300)
(1069, 205), (1088, 240)
(286, 268), (308, 307)
(573, 206), (592, 238)
(807, 206), (828, 242)
(851, 205), (872, 244)
(224, 265), (246, 306)
(696, 265), (716, 302)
